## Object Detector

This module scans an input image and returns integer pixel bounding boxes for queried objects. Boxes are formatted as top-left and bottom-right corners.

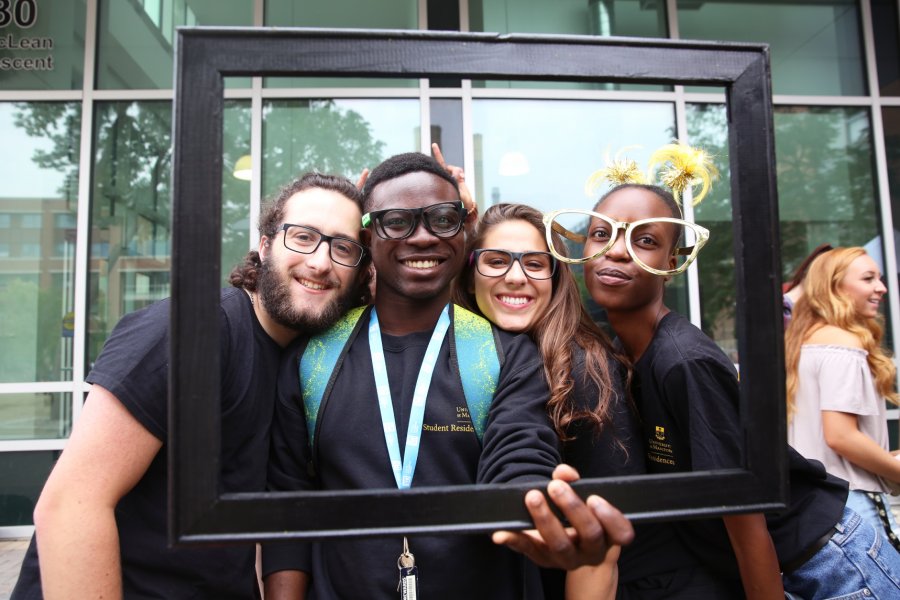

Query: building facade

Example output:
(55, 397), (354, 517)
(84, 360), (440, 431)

(1, 0), (899, 537)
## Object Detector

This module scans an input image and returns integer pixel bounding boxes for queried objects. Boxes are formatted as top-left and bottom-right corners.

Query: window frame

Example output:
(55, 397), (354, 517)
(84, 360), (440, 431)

(170, 27), (785, 544)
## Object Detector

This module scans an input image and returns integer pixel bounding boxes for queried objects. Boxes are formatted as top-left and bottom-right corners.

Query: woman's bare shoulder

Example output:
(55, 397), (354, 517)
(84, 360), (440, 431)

(804, 325), (863, 348)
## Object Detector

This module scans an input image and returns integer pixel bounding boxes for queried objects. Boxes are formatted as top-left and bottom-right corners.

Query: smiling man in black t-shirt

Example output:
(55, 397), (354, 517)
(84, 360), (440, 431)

(12, 173), (370, 600)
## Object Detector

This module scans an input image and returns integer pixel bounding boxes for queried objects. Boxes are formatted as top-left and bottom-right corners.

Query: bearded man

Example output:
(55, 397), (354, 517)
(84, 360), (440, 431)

(12, 173), (370, 600)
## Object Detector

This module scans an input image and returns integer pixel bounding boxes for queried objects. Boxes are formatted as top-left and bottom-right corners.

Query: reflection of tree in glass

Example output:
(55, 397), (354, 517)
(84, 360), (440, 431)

(221, 101), (252, 285)
(88, 102), (173, 362)
(683, 104), (735, 344)
(687, 104), (878, 351)
(13, 103), (80, 203)
(0, 278), (39, 381)
(10, 104), (81, 382)
(262, 100), (386, 198)
(93, 103), (172, 242)
(775, 107), (877, 256)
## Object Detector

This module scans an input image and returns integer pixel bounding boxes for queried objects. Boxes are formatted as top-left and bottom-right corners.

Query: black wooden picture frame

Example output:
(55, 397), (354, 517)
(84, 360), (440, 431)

(170, 28), (786, 545)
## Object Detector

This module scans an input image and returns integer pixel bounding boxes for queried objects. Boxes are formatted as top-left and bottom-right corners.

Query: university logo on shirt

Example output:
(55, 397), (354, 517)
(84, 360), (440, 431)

(655, 426), (665, 441)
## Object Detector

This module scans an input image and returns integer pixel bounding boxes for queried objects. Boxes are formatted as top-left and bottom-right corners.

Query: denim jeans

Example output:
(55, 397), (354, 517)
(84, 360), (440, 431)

(846, 489), (900, 551)
(783, 506), (900, 599)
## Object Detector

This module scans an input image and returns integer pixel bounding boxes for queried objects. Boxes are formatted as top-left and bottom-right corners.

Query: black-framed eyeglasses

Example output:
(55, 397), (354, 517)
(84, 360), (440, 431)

(471, 249), (557, 281)
(362, 201), (466, 240)
(279, 224), (366, 268)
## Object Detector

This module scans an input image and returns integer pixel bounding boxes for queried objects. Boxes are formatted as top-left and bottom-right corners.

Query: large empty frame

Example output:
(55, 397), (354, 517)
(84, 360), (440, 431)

(170, 28), (785, 545)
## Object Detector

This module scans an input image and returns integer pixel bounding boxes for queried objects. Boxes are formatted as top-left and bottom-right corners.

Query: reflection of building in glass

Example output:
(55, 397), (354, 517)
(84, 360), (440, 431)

(1, 0), (900, 535)
(0, 198), (76, 384)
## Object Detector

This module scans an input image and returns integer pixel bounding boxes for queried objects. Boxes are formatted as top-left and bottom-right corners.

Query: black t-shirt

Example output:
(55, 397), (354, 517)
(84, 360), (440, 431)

(634, 313), (743, 474)
(767, 449), (848, 567)
(264, 305), (560, 599)
(542, 345), (645, 599)
(623, 312), (742, 579)
(13, 288), (281, 600)
(618, 312), (849, 584)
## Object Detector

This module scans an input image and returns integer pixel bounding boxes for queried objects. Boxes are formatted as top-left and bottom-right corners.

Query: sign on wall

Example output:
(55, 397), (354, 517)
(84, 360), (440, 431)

(0, 0), (52, 73)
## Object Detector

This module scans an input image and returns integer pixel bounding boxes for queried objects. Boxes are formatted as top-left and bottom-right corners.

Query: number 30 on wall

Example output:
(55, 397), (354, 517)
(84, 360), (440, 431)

(0, 0), (38, 29)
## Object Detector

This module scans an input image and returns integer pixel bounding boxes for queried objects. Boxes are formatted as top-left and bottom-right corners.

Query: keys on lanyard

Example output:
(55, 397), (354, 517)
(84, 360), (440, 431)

(372, 307), (448, 597)
(397, 536), (418, 600)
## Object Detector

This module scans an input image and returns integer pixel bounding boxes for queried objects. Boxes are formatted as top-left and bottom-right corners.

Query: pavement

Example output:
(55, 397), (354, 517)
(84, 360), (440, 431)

(0, 539), (27, 599)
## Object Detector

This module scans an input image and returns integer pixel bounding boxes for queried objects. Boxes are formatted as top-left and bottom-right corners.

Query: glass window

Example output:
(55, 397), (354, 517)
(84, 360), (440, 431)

(87, 100), (252, 367)
(0, 214), (9, 228)
(222, 100), (251, 281)
(430, 99), (464, 167)
(685, 104), (736, 355)
(264, 0), (418, 88)
(0, 450), (61, 525)
(0, 0), (85, 90)
(54, 212), (76, 228)
(143, 0), (163, 28)
(96, 0), (253, 90)
(885, 107), (900, 281)
(469, 0), (668, 91)
(266, 0), (417, 28)
(470, 0), (667, 37)
(0, 393), (71, 440)
(19, 242), (40, 257)
(262, 99), (419, 200)
(677, 0), (866, 96)
(688, 103), (883, 355)
(777, 106), (879, 253)
(872, 0), (900, 96)
(21, 213), (41, 228)
(0, 102), (80, 383)
(89, 101), (172, 367)
(472, 98), (677, 320)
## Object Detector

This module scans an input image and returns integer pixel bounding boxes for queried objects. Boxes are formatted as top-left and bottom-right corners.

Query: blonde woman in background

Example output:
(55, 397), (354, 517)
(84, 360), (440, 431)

(786, 246), (900, 551)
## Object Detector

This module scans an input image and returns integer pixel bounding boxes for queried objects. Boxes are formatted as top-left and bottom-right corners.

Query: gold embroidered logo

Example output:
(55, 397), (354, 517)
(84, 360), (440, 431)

(655, 426), (665, 441)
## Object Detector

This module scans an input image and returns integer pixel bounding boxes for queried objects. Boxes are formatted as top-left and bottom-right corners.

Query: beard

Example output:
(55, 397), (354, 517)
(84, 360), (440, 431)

(256, 258), (357, 335)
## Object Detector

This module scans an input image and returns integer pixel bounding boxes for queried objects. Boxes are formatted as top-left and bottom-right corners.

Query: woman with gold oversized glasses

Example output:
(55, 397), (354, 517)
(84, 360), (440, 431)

(563, 148), (898, 600)
(558, 181), (787, 600)
(542, 206), (709, 276)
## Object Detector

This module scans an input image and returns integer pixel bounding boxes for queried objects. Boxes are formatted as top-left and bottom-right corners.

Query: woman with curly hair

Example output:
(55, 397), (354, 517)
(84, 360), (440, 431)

(786, 245), (900, 549)
(452, 202), (643, 600)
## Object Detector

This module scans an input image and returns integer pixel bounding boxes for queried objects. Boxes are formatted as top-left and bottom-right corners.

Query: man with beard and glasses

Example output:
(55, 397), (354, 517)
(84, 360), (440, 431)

(262, 153), (634, 599)
(12, 173), (370, 600)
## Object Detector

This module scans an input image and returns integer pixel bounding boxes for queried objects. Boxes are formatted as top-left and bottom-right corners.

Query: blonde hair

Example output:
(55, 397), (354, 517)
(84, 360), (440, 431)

(785, 246), (899, 419)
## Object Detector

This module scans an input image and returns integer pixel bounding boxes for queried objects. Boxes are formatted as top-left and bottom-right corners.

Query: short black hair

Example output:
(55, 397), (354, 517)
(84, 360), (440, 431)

(594, 183), (681, 220)
(361, 152), (460, 212)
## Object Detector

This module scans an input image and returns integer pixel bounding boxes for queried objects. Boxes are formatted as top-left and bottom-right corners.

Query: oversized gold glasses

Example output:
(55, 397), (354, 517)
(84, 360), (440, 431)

(542, 209), (710, 276)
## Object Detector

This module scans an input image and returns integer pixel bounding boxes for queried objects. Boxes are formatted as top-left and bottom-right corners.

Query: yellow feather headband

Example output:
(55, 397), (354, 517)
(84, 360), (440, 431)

(584, 146), (647, 197)
(585, 141), (718, 207)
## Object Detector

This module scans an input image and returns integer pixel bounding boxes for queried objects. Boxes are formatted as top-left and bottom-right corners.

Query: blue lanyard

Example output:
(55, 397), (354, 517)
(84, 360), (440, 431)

(369, 305), (451, 489)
